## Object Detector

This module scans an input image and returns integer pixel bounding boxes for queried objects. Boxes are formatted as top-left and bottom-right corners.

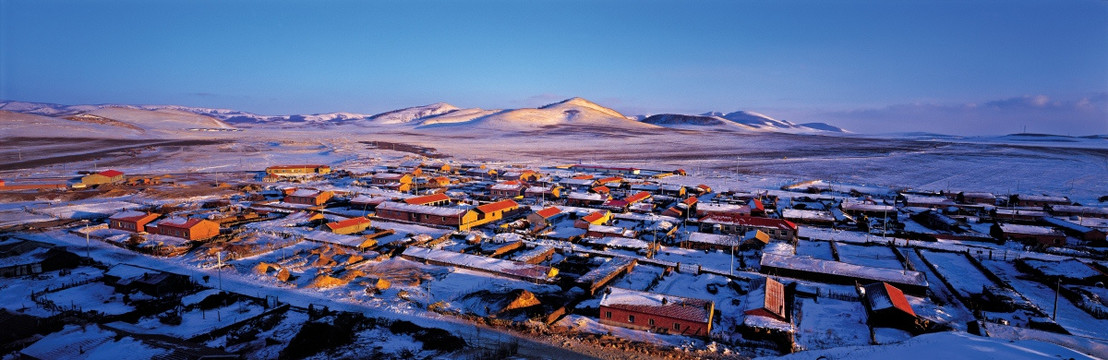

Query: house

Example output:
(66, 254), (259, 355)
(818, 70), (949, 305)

(863, 282), (920, 333)
(401, 247), (558, 283)
(781, 208), (835, 226)
(992, 223), (1066, 247)
(560, 177), (598, 190)
(1012, 194), (1070, 208)
(744, 277), (788, 322)
(599, 287), (714, 336)
(1049, 205), (1108, 219)
(265, 164), (331, 177)
(371, 173), (412, 186)
(685, 231), (738, 251)
(760, 253), (929, 295)
(429, 176), (453, 188)
(995, 208), (1048, 222)
(150, 217), (220, 241)
(108, 211), (161, 233)
(569, 164), (640, 176)
(350, 194), (389, 211)
(696, 203), (751, 217)
(576, 210), (611, 229)
(104, 264), (193, 296)
(376, 201), (474, 229)
(960, 192), (998, 205)
(285, 189), (333, 206)
(325, 217), (371, 235)
(0, 240), (81, 277)
(741, 230), (771, 250)
(490, 180), (527, 198)
(901, 194), (956, 208)
(404, 193), (452, 206)
(699, 214), (798, 242)
(841, 200), (897, 220)
(524, 185), (562, 200)
(81, 169), (124, 185)
(1042, 217), (1107, 245)
(501, 170), (540, 182)
(566, 191), (607, 207)
(659, 184), (686, 197)
(527, 206), (563, 231)
(473, 199), (520, 225)
(419, 161), (451, 173)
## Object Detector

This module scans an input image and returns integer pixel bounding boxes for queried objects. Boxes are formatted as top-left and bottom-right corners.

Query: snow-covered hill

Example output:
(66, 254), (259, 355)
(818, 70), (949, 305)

(640, 110), (848, 133)
(417, 97), (662, 132)
(0, 98), (852, 136)
(367, 102), (460, 125)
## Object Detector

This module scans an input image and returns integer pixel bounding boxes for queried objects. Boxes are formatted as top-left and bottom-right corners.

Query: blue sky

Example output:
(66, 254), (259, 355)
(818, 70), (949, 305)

(2, 0), (1105, 135)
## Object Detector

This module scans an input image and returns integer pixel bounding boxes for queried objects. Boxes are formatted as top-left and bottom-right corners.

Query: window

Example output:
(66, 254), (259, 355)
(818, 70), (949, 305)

(628, 315), (635, 323)
(605, 311), (612, 319)
(674, 323), (681, 331)
(648, 319), (655, 326)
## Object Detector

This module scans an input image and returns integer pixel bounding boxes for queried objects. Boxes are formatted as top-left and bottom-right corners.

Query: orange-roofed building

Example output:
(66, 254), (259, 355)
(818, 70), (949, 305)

(326, 217), (371, 235)
(404, 193), (451, 206)
(864, 282), (919, 332)
(109, 211), (161, 233)
(82, 170), (125, 185)
(285, 189), (333, 206)
(576, 210), (611, 229)
(152, 218), (220, 241)
(744, 277), (787, 322)
(625, 191), (652, 205)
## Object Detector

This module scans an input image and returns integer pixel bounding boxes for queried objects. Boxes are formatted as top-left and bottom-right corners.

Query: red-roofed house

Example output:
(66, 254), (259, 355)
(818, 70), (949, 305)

(326, 217), (371, 235)
(109, 211), (161, 233)
(699, 214), (798, 242)
(599, 287), (714, 336)
(404, 193), (451, 206)
(575, 210), (611, 229)
(527, 206), (563, 232)
(863, 282), (919, 332)
(152, 218), (220, 241)
(81, 170), (125, 185)
(474, 199), (520, 225)
(745, 277), (788, 322)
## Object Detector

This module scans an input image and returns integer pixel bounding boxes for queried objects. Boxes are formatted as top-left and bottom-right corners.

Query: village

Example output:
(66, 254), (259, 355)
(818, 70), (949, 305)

(1, 154), (1107, 359)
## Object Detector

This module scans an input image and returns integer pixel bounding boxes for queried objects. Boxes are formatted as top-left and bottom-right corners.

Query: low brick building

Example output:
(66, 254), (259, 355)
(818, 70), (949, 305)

(599, 287), (714, 337)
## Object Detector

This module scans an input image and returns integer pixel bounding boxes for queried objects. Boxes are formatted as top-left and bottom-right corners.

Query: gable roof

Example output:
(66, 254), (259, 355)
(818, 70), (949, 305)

(110, 211), (160, 223)
(404, 193), (450, 205)
(325, 217), (370, 231)
(156, 217), (209, 229)
(534, 207), (562, 219)
(600, 287), (712, 324)
(582, 211), (608, 223)
(476, 199), (519, 214)
(865, 282), (916, 317)
(625, 191), (652, 204)
(700, 214), (797, 231)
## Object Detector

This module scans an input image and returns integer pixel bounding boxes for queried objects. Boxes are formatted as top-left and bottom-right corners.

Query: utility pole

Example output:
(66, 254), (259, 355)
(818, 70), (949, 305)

(217, 252), (224, 291)
(83, 220), (91, 259)
(1053, 278), (1060, 320)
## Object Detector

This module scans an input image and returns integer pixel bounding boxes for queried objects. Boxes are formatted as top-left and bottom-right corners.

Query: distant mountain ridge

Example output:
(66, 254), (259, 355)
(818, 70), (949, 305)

(0, 98), (848, 134)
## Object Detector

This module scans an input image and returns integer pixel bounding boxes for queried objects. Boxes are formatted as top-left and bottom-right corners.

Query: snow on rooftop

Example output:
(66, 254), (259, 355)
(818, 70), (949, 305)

(577, 257), (635, 284)
(782, 208), (835, 222)
(760, 253), (929, 287)
(687, 231), (738, 247)
(377, 201), (469, 217)
(599, 287), (712, 324)
(998, 223), (1063, 236)
(581, 236), (651, 250)
(401, 246), (555, 282)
